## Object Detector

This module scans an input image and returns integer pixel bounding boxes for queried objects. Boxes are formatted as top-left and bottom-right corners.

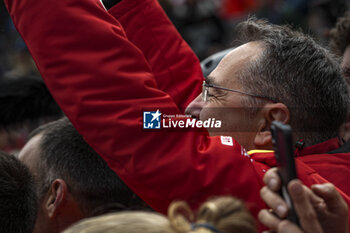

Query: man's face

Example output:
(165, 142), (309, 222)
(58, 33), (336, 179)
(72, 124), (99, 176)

(341, 45), (350, 87)
(186, 42), (265, 149)
(18, 134), (85, 233)
(18, 134), (42, 180)
(340, 45), (350, 141)
(18, 134), (50, 233)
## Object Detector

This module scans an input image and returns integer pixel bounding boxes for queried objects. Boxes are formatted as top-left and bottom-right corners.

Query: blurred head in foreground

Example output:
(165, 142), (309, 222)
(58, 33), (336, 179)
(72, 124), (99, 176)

(0, 150), (37, 233)
(63, 196), (256, 233)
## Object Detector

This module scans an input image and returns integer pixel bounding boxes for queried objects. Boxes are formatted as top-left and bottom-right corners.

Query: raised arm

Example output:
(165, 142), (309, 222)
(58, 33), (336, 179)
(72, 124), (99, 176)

(107, 0), (203, 111)
(5, 0), (264, 217)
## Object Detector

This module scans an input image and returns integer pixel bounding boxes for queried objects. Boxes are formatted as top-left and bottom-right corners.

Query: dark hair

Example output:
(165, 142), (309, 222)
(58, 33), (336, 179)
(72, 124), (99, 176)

(30, 117), (148, 215)
(330, 11), (350, 56)
(235, 17), (349, 146)
(0, 150), (37, 233)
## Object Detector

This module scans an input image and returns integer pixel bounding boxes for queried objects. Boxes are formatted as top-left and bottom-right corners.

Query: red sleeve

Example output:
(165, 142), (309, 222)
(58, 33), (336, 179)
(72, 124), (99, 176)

(5, 0), (266, 219)
(108, 0), (203, 111)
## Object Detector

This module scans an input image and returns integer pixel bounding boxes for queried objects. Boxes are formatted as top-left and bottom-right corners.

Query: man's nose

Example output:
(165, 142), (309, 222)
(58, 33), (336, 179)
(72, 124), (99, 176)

(185, 94), (205, 119)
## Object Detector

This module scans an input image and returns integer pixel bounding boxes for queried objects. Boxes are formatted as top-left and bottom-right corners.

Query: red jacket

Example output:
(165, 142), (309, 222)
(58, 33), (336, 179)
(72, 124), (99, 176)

(5, 0), (350, 229)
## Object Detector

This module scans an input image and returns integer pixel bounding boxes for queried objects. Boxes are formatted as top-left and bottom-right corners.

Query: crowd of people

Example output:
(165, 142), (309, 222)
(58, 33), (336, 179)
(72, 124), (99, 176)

(1, 0), (350, 233)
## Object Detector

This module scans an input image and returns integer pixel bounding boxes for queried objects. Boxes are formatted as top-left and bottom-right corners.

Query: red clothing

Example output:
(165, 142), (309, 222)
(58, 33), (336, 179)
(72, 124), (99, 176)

(107, 0), (203, 111)
(5, 0), (350, 230)
(220, 0), (258, 19)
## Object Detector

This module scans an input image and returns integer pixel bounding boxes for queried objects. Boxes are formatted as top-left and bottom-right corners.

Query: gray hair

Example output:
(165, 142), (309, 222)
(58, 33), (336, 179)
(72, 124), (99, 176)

(234, 17), (348, 146)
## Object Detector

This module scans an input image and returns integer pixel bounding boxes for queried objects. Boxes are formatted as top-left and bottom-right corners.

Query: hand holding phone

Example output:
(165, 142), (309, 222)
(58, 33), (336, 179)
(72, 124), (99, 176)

(270, 121), (300, 225)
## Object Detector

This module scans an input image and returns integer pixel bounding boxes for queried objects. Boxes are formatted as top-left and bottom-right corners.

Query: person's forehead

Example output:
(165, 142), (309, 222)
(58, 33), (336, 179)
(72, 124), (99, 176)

(342, 45), (350, 68)
(18, 134), (42, 174)
(208, 42), (263, 87)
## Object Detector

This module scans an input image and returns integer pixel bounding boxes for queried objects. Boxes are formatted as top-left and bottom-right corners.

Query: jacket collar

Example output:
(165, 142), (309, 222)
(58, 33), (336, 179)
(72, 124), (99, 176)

(247, 137), (341, 166)
(294, 137), (340, 156)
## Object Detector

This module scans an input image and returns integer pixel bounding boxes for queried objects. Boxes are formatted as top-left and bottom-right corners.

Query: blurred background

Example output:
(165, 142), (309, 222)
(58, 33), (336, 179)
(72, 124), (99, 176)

(2, 0), (350, 74)
(0, 0), (349, 152)
(159, 0), (349, 59)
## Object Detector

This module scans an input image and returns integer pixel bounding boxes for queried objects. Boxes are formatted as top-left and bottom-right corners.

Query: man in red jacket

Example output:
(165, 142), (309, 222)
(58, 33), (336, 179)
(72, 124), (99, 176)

(5, 0), (350, 230)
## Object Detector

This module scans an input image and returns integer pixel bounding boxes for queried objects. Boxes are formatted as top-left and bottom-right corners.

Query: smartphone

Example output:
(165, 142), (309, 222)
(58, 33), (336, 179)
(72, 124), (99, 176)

(270, 121), (299, 225)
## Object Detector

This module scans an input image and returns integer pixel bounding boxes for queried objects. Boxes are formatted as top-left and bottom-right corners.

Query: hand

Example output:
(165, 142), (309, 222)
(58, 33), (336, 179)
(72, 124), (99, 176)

(259, 168), (349, 233)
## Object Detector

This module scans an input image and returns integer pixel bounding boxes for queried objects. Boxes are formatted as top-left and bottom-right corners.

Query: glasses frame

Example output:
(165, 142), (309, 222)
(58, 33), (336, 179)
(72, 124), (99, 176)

(202, 81), (278, 103)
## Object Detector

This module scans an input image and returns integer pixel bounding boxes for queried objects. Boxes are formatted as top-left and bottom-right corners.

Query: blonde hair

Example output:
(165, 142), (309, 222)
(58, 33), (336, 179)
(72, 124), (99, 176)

(63, 196), (256, 233)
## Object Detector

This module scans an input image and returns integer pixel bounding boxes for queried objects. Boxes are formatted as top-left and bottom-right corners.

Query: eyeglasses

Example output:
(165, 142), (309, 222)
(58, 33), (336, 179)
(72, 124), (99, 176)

(202, 81), (278, 103)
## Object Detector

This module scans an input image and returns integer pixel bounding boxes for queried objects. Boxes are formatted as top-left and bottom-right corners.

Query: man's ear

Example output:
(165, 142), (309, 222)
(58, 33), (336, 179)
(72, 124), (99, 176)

(45, 179), (68, 218)
(267, 103), (290, 124)
(254, 103), (290, 147)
